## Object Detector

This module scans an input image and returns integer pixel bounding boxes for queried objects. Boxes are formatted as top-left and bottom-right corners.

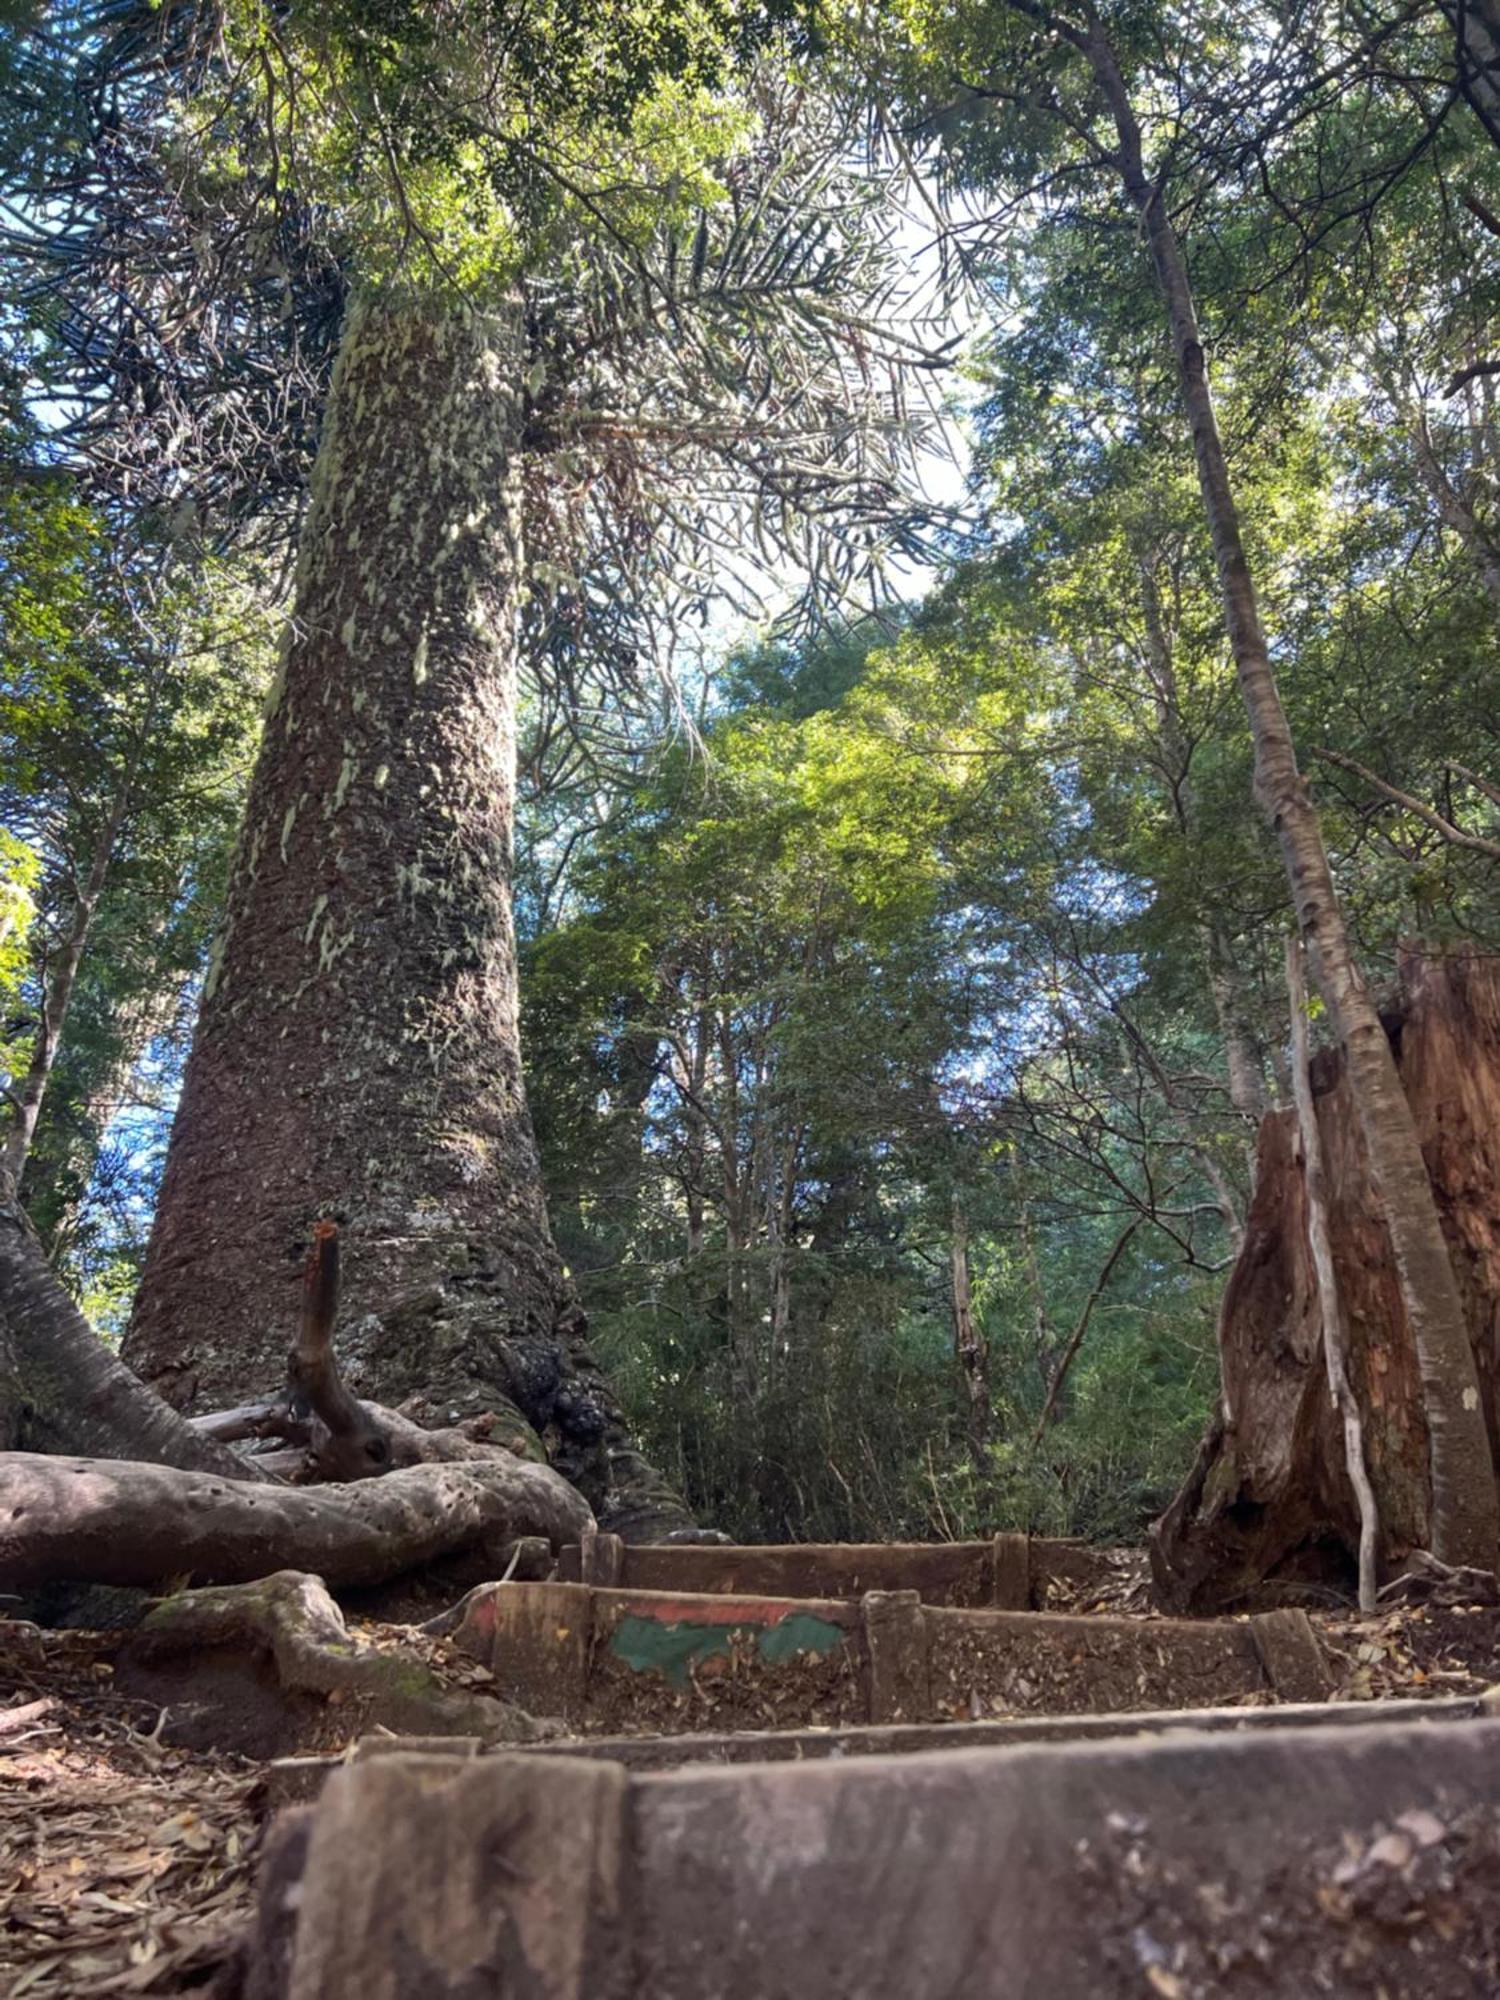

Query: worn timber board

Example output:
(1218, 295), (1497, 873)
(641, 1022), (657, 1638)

(259, 1695), (1492, 1803)
(448, 1580), (1329, 1731)
(253, 1714), (1500, 1997)
(556, 1532), (1115, 1608)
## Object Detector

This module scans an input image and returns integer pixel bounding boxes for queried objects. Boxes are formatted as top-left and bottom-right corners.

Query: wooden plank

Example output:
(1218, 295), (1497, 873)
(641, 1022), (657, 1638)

(254, 1714), (1500, 1997)
(450, 1582), (1328, 1730)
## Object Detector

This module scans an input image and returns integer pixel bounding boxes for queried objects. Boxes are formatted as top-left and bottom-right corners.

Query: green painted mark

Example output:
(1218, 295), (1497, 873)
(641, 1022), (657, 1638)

(610, 1613), (846, 1688)
(758, 1613), (847, 1666)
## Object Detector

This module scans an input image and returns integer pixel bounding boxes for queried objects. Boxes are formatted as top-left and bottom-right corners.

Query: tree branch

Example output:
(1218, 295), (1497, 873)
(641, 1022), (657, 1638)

(1312, 747), (1500, 858)
(1031, 1221), (1139, 1444)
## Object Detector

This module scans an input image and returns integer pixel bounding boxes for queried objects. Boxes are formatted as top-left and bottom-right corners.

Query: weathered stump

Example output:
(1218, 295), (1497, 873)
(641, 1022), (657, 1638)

(1153, 948), (1500, 1612)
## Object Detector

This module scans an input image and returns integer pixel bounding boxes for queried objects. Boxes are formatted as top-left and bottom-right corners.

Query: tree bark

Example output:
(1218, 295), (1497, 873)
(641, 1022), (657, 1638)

(1286, 938), (1378, 1614)
(1083, 17), (1500, 1570)
(0, 1450), (590, 1593)
(1152, 949), (1500, 1611)
(122, 299), (691, 1539)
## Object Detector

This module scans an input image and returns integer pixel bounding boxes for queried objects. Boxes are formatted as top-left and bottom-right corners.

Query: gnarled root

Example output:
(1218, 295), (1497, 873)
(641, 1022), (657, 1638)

(121, 1570), (544, 1745)
(0, 1451), (592, 1594)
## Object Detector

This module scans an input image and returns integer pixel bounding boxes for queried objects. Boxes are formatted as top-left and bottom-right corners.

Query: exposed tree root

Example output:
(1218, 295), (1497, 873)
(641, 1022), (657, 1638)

(122, 1571), (544, 1745)
(0, 1453), (592, 1593)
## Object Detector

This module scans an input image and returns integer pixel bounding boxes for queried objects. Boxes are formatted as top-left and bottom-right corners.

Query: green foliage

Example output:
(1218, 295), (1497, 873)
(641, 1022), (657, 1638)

(197, 0), (810, 294)
(521, 617), (1237, 1542)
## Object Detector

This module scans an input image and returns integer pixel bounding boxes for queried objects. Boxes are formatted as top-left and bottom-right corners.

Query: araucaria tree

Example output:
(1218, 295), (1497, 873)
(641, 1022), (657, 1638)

(5, 4), (946, 1538)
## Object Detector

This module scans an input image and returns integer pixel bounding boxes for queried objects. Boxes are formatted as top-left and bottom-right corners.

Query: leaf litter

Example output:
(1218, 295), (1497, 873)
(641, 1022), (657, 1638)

(2, 1625), (259, 1998)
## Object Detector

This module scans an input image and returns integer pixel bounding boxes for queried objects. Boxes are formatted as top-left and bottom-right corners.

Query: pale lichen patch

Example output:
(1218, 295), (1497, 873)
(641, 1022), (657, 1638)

(319, 923), (356, 974)
(203, 928), (231, 1002)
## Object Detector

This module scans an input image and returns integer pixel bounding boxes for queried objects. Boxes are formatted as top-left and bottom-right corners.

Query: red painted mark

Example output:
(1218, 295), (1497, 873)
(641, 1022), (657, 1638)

(619, 1596), (813, 1629)
(463, 1596), (498, 1640)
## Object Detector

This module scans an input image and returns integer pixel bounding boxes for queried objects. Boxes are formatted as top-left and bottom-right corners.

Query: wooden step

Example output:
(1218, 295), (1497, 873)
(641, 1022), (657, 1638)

(259, 1692), (1492, 1803)
(250, 1710), (1500, 1997)
(557, 1531), (1121, 1608)
(445, 1579), (1331, 1733)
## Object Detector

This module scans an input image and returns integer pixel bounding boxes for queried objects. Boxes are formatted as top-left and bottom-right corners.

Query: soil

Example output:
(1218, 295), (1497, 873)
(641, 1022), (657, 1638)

(6, 1564), (1500, 1993)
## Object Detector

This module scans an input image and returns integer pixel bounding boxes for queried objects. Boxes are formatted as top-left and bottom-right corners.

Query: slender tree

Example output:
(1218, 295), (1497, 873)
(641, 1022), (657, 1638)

(885, 0), (1500, 1565)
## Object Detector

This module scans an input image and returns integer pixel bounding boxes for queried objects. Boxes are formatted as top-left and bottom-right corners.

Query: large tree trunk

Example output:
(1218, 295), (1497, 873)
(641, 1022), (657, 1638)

(1083, 19), (1499, 1571)
(122, 300), (690, 1540)
(1152, 950), (1500, 1611)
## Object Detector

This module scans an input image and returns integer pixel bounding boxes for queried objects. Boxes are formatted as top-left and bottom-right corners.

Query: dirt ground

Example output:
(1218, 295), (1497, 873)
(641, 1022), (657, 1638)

(1, 1628), (259, 1998)
(4, 1583), (1500, 1996)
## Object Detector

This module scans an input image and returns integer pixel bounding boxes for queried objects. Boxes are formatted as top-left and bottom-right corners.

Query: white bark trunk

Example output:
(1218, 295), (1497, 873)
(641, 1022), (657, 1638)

(1286, 937), (1379, 1613)
(1083, 16), (1498, 1567)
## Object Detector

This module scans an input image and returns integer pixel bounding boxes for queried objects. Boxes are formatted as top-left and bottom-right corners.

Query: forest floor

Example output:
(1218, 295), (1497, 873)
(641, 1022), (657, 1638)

(5, 1583), (1500, 1997)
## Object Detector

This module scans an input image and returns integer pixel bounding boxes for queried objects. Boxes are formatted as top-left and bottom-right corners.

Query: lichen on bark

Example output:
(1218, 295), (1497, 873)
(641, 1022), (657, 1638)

(124, 298), (692, 1539)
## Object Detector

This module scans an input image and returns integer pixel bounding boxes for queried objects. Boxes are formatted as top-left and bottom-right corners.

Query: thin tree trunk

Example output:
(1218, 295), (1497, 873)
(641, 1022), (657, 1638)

(123, 299), (690, 1539)
(2, 767), (137, 1185)
(1205, 924), (1268, 1124)
(717, 1004), (756, 1397)
(1403, 405), (1500, 617)
(769, 1122), (801, 1365)
(1286, 937), (1379, 1614)
(1021, 1203), (1054, 1394)
(29, 916), (194, 1264)
(1032, 1219), (1137, 1444)
(949, 1200), (990, 1461)
(682, 993), (710, 1261)
(1139, 556), (1267, 1134)
(1083, 16), (1499, 1570)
